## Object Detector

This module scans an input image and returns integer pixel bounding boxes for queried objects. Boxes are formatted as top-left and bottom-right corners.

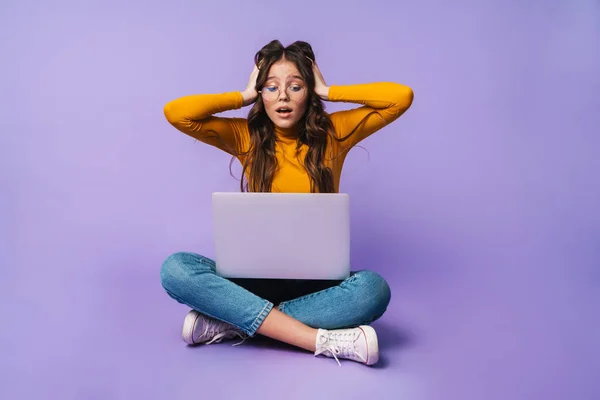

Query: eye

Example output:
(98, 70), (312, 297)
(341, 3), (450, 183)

(289, 85), (303, 92)
(264, 86), (278, 92)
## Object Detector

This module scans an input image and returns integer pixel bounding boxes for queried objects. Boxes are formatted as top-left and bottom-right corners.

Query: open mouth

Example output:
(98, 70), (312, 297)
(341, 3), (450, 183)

(275, 107), (293, 117)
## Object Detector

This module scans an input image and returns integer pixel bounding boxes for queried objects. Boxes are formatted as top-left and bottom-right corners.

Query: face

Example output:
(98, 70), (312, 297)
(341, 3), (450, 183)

(261, 59), (309, 130)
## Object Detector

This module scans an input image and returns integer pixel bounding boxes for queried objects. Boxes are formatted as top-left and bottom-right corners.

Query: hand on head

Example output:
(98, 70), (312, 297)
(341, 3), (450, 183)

(242, 64), (260, 106)
(307, 57), (329, 100)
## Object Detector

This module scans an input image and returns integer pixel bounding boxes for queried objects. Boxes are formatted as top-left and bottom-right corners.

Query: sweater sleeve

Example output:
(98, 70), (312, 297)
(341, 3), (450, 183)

(163, 91), (249, 155)
(327, 82), (414, 150)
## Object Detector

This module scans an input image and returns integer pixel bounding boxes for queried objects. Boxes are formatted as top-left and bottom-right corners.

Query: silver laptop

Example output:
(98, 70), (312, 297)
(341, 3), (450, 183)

(212, 192), (351, 280)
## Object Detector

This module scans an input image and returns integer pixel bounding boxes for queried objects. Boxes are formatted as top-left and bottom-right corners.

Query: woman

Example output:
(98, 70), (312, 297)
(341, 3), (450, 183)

(161, 40), (414, 366)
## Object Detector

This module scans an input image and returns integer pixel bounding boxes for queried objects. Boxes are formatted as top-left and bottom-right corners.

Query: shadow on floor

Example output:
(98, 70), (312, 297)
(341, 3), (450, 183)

(372, 320), (415, 351)
(369, 320), (416, 369)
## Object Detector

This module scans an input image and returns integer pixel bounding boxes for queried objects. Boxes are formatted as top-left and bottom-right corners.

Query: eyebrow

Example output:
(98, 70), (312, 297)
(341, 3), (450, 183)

(266, 75), (304, 81)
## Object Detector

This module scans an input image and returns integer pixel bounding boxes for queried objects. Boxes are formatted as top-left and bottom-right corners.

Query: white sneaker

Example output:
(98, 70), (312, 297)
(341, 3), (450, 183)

(314, 325), (379, 366)
(181, 310), (247, 345)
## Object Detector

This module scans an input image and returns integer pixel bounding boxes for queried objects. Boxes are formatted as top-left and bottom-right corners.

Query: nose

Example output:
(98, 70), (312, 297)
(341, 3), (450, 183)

(278, 87), (290, 101)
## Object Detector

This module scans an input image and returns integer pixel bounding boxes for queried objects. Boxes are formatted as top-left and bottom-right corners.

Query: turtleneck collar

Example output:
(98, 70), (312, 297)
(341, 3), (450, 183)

(274, 124), (300, 143)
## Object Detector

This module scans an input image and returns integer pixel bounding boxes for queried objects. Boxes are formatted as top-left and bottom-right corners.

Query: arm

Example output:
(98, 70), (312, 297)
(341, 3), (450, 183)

(326, 82), (414, 149)
(163, 91), (250, 155)
(163, 64), (260, 155)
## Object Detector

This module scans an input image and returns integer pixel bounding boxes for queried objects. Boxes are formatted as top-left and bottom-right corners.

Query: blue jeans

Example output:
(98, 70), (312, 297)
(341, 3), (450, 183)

(160, 252), (391, 337)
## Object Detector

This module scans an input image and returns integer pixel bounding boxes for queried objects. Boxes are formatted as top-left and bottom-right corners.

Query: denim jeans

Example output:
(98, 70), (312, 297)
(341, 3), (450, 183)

(160, 252), (392, 337)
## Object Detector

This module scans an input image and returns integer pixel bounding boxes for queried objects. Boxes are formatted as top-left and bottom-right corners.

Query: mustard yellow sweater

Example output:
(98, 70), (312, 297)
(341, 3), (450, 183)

(164, 82), (413, 192)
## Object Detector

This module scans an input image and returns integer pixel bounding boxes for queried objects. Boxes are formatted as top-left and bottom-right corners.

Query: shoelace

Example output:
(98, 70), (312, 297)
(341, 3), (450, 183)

(198, 320), (247, 346)
(315, 330), (367, 366)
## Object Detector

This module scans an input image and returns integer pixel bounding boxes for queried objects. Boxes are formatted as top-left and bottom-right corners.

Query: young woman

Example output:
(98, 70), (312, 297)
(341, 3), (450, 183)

(161, 40), (414, 366)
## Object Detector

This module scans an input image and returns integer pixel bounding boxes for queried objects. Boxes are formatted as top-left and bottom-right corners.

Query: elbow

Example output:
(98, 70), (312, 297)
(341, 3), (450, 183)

(163, 100), (191, 130)
(395, 83), (414, 110)
(385, 83), (414, 118)
(376, 83), (414, 124)
(163, 101), (178, 125)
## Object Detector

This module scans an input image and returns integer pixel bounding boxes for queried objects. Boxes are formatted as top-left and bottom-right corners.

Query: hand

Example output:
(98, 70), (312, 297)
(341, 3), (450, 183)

(310, 58), (330, 100)
(241, 64), (260, 106)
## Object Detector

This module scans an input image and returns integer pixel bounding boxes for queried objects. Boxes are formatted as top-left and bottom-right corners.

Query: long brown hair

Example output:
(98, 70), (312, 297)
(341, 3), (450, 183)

(239, 40), (336, 193)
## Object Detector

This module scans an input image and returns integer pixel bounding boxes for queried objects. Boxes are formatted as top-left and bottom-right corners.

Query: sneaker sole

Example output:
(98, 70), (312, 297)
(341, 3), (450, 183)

(182, 310), (202, 345)
(358, 325), (379, 365)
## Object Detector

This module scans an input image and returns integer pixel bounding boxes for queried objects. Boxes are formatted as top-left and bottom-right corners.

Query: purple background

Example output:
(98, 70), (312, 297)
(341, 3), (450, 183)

(2, 0), (599, 399)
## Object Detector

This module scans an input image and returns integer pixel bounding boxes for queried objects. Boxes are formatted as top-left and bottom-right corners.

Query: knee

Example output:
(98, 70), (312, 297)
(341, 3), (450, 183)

(160, 252), (187, 292)
(351, 270), (391, 319)
(160, 252), (211, 293)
